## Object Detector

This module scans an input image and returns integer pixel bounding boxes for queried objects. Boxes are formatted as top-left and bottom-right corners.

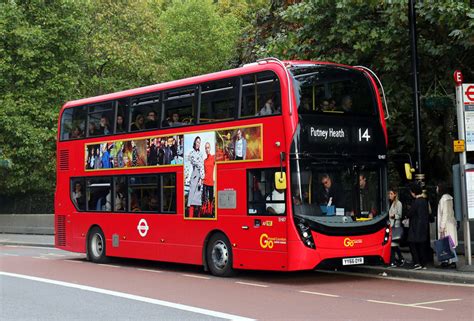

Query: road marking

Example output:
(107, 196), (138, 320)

(32, 256), (50, 260)
(1, 253), (19, 256)
(183, 274), (211, 280)
(65, 260), (83, 264)
(98, 264), (120, 268)
(317, 269), (474, 288)
(299, 290), (340, 298)
(235, 281), (269, 288)
(46, 253), (66, 257)
(0, 272), (256, 321)
(366, 300), (443, 311)
(410, 298), (462, 306)
(137, 268), (163, 273)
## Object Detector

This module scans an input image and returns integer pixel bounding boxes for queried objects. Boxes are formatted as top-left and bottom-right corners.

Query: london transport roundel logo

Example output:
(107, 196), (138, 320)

(137, 219), (149, 237)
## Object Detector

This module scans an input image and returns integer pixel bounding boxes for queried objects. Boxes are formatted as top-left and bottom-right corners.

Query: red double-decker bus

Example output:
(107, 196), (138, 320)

(56, 58), (391, 276)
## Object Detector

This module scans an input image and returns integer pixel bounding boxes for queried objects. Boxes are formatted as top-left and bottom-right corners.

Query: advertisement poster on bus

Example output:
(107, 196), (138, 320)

(184, 131), (216, 219)
(85, 134), (183, 170)
(215, 124), (262, 162)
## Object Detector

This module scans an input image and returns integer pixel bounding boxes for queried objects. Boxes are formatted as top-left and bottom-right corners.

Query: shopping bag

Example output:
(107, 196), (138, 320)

(434, 237), (455, 262)
(391, 226), (404, 242)
(448, 235), (458, 263)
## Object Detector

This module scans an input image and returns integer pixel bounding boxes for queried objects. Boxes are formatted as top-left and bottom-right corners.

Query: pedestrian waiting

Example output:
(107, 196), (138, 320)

(388, 187), (405, 267)
(407, 183), (430, 270)
(436, 182), (458, 268)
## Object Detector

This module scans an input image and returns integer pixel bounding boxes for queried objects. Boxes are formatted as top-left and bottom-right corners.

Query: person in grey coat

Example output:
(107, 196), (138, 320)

(187, 136), (204, 217)
(389, 187), (405, 267)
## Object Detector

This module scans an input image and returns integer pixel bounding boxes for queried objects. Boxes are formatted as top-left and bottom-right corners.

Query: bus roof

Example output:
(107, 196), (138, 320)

(61, 60), (356, 110)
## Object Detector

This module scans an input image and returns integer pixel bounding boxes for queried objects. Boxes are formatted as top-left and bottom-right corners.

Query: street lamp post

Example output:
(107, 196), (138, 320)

(408, 0), (424, 185)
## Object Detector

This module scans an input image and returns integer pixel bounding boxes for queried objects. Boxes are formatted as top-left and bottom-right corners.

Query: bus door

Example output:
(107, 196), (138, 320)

(240, 168), (288, 269)
(108, 176), (160, 261)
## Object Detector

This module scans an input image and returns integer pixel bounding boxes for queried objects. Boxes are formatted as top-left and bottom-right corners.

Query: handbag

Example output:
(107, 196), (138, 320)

(391, 226), (404, 242)
(434, 236), (455, 262)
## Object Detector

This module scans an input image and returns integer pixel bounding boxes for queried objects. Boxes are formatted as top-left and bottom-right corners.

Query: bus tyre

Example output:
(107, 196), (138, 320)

(87, 227), (108, 264)
(206, 233), (235, 277)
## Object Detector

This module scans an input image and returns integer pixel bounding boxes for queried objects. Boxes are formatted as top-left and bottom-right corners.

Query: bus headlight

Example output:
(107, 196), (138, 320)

(296, 218), (316, 249)
(382, 220), (391, 246)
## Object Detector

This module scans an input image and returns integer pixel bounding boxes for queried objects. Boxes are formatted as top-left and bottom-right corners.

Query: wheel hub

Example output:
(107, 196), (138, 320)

(212, 241), (228, 270)
(91, 233), (103, 258)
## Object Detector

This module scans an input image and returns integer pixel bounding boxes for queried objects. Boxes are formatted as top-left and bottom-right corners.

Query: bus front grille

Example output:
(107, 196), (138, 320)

(56, 215), (66, 246)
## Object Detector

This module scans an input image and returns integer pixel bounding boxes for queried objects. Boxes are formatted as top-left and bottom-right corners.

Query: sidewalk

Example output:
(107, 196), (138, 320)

(339, 247), (474, 285)
(0, 233), (54, 248)
(1, 233), (473, 284)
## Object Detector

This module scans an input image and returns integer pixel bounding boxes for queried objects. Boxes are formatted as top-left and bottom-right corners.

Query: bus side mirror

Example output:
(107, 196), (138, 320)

(404, 163), (414, 180)
(275, 172), (287, 190)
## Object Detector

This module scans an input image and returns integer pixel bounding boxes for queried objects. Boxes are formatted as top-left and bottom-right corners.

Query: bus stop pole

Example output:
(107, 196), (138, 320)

(455, 81), (472, 265)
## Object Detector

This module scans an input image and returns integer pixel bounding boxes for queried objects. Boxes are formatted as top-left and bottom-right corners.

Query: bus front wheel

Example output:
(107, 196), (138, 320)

(87, 227), (108, 264)
(206, 233), (235, 277)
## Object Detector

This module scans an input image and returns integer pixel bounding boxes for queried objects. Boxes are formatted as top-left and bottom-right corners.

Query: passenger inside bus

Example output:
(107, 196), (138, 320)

(98, 115), (111, 135)
(256, 98), (276, 116)
(319, 99), (331, 111)
(170, 112), (184, 126)
(145, 111), (158, 129)
(143, 195), (159, 212)
(72, 181), (85, 210)
(341, 95), (353, 112)
(88, 122), (97, 136)
(70, 126), (83, 139)
(131, 113), (145, 131)
(116, 115), (125, 133)
(130, 193), (141, 212)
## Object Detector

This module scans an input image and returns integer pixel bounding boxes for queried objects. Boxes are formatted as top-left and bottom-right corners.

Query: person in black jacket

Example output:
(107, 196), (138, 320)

(317, 174), (344, 208)
(407, 183), (430, 270)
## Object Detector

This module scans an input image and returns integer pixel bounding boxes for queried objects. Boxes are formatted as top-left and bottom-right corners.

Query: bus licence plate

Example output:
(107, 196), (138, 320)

(342, 257), (364, 266)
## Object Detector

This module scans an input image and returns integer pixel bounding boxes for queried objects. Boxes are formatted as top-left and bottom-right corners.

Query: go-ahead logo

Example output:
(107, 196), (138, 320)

(137, 219), (149, 237)
(343, 237), (362, 247)
(259, 233), (286, 249)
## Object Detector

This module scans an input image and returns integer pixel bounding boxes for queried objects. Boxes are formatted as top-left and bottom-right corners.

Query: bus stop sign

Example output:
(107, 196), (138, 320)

(465, 85), (474, 103)
(454, 70), (463, 85)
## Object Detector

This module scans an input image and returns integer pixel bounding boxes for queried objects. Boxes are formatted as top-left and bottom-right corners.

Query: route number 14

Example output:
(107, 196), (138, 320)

(358, 128), (371, 142)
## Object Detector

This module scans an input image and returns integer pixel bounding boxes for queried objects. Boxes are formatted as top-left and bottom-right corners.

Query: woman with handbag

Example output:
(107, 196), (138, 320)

(389, 187), (405, 267)
(436, 182), (458, 268)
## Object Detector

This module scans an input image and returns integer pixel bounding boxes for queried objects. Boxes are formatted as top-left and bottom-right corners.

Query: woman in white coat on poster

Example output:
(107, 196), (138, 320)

(436, 182), (458, 268)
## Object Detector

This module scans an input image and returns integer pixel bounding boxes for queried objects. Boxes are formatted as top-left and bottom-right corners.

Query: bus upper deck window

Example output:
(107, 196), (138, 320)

(240, 71), (281, 119)
(60, 106), (86, 141)
(163, 88), (195, 127)
(131, 94), (160, 132)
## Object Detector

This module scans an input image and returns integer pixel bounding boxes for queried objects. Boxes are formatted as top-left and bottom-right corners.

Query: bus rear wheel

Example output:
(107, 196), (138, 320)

(206, 233), (234, 277)
(87, 227), (108, 263)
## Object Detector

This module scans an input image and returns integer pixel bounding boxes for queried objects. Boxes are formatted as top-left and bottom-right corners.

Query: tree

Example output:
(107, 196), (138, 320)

(0, 0), (247, 198)
(0, 1), (87, 194)
(78, 0), (167, 96)
(157, 0), (241, 80)
(240, 0), (474, 184)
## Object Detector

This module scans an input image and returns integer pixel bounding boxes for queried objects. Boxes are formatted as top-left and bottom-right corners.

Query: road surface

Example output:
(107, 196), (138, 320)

(1, 245), (473, 320)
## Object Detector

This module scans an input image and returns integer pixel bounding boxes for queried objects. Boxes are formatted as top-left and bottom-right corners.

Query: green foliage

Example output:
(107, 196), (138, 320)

(241, 0), (474, 184)
(78, 0), (166, 96)
(0, 0), (86, 194)
(0, 0), (246, 196)
(157, 0), (240, 80)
